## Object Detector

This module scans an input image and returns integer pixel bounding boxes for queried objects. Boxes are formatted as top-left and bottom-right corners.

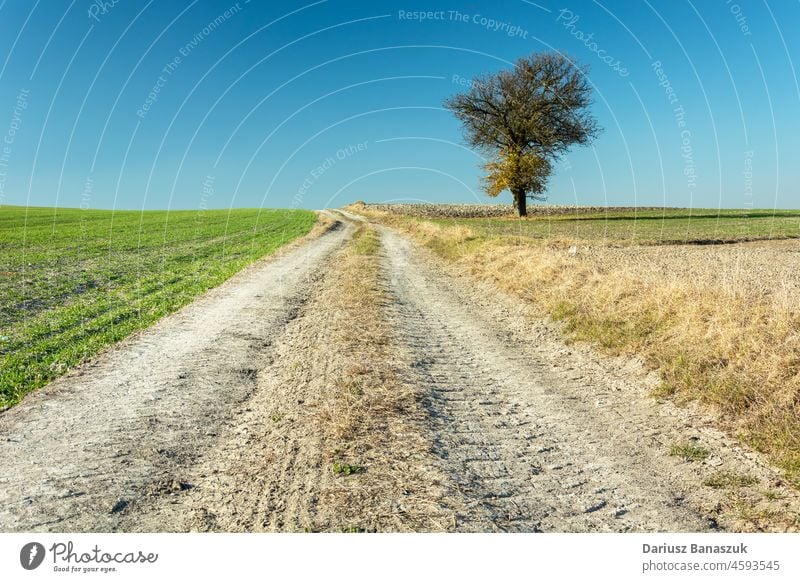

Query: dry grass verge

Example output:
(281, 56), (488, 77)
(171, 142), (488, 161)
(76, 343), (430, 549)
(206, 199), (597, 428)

(353, 207), (800, 488)
(311, 225), (452, 531)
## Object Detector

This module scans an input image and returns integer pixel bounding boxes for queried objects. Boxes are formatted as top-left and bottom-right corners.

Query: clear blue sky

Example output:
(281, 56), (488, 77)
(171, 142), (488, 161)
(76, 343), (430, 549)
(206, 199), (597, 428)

(0, 0), (797, 211)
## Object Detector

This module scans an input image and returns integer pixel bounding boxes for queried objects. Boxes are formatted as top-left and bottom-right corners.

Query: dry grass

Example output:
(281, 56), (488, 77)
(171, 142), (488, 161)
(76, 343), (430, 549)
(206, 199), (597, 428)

(353, 207), (800, 487)
(312, 224), (452, 531)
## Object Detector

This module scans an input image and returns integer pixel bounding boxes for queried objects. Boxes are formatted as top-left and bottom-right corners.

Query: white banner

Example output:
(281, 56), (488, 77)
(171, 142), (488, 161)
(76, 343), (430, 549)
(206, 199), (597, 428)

(0, 533), (797, 581)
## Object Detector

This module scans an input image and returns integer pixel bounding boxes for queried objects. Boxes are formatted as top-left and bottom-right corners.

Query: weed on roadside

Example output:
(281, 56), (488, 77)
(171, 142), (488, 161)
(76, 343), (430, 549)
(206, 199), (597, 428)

(332, 462), (365, 476)
(669, 443), (710, 462)
(703, 471), (759, 489)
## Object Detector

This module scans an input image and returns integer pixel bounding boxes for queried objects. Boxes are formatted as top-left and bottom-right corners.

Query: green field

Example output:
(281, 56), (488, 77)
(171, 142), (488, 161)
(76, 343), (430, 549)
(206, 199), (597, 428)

(431, 208), (800, 244)
(0, 206), (317, 407)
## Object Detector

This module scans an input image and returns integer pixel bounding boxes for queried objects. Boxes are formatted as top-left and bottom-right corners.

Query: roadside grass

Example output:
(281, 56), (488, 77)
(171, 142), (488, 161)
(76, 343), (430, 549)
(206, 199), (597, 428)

(762, 490), (785, 501)
(351, 204), (800, 487)
(313, 223), (451, 531)
(702, 471), (759, 489)
(0, 205), (317, 408)
(669, 442), (710, 462)
(728, 495), (777, 525)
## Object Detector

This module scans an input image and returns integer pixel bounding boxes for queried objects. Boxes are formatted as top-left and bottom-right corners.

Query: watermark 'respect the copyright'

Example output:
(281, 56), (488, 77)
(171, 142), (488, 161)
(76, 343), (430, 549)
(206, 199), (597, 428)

(397, 10), (529, 39)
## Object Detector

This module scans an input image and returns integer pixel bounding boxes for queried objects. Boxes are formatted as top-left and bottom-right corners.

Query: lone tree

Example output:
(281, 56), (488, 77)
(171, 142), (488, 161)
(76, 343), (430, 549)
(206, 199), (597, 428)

(445, 52), (600, 216)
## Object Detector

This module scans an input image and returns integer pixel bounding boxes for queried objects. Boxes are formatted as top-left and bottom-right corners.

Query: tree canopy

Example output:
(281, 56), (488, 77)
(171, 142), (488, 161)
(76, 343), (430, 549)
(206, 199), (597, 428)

(445, 52), (600, 216)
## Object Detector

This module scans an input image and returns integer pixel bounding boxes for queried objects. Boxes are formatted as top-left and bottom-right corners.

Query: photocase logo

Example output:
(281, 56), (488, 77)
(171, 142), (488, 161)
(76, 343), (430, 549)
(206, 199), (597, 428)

(20, 542), (46, 570)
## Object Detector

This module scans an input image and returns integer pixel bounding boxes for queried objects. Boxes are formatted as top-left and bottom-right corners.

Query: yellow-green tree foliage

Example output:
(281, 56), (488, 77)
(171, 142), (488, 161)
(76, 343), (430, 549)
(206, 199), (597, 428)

(483, 149), (551, 203)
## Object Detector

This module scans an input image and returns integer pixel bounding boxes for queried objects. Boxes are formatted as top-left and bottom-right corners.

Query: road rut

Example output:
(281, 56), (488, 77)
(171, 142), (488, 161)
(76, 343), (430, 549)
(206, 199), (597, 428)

(380, 227), (715, 532)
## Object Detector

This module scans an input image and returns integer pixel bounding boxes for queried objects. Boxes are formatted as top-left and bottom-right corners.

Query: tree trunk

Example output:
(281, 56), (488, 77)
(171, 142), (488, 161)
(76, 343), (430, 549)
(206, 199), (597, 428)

(513, 189), (527, 217)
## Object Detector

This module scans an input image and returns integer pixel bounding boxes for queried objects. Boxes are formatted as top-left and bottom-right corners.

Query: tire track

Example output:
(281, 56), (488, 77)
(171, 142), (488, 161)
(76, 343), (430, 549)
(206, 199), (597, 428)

(132, 222), (453, 533)
(380, 227), (714, 532)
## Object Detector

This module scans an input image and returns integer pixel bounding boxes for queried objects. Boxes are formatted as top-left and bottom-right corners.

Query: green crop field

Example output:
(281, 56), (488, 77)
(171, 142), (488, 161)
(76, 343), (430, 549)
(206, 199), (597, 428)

(0, 206), (317, 408)
(430, 208), (800, 245)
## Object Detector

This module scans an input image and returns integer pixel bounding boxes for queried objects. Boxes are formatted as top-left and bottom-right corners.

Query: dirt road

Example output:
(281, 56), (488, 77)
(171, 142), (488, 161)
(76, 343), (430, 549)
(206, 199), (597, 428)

(1, 212), (797, 532)
(382, 228), (716, 532)
(0, 214), (353, 532)
(381, 229), (705, 531)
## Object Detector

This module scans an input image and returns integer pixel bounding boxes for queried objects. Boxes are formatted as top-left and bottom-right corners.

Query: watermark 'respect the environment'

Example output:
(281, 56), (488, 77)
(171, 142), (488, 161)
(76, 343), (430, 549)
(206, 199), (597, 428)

(136, 2), (245, 119)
